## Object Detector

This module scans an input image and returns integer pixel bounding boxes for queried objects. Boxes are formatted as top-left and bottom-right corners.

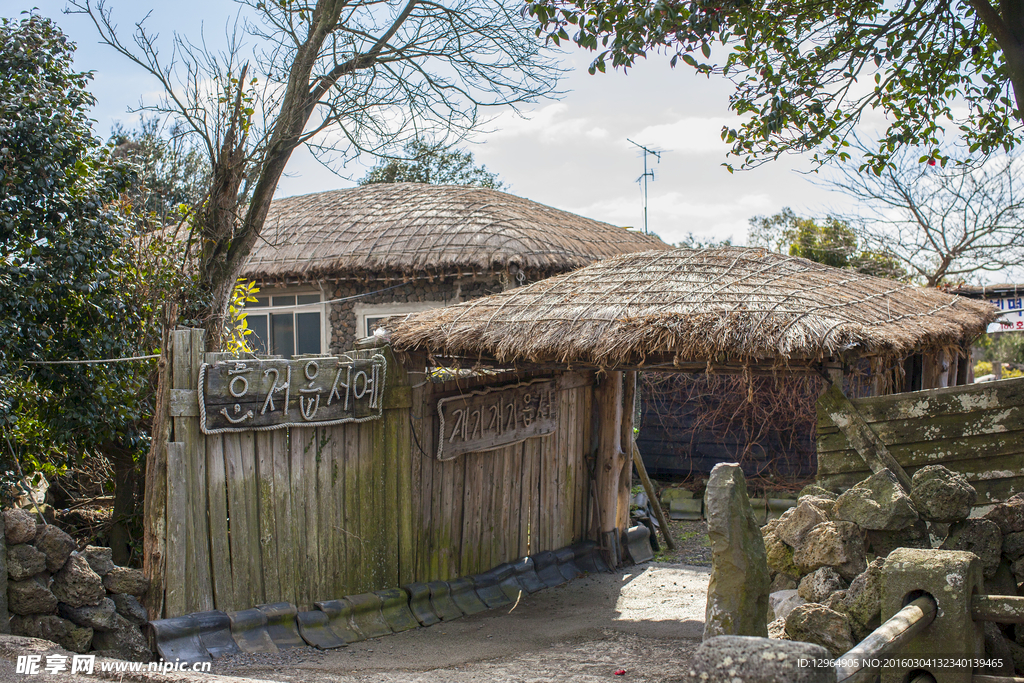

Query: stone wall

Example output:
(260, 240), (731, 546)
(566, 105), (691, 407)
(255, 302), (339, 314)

(328, 275), (503, 352)
(3, 509), (151, 662)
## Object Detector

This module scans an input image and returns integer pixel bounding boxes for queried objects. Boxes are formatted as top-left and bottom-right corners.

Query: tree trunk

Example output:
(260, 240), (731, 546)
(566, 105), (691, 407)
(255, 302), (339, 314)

(102, 440), (140, 567)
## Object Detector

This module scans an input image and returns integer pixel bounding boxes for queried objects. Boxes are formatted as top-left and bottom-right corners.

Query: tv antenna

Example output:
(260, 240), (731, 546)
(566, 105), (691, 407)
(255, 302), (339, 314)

(627, 139), (663, 235)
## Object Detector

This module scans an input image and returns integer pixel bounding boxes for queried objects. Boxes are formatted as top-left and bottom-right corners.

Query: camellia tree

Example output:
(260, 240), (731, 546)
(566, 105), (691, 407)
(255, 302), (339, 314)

(527, 0), (1024, 171)
(0, 14), (159, 561)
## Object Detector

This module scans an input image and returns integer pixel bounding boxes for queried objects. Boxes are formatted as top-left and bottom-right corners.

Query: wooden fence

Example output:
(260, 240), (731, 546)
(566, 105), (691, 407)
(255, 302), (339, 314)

(151, 329), (594, 619)
(816, 376), (1024, 503)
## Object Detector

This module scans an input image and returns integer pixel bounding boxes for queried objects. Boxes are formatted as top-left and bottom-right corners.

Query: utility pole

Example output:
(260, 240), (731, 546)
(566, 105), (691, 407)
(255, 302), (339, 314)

(627, 139), (663, 235)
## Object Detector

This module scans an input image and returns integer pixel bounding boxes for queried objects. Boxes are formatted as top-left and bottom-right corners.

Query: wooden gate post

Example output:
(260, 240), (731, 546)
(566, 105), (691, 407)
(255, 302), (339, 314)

(595, 371), (625, 567)
(616, 371), (636, 536)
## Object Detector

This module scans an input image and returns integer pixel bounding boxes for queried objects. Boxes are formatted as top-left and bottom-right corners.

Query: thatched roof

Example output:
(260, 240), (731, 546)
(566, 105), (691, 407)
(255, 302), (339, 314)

(241, 183), (668, 282)
(388, 247), (998, 368)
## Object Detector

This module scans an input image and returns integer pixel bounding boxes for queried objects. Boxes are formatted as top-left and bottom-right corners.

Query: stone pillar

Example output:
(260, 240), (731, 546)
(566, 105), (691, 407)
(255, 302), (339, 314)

(703, 462), (770, 640)
(881, 548), (983, 683)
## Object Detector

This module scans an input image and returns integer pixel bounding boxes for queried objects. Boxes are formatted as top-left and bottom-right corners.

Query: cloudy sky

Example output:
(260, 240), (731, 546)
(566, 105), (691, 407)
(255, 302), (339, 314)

(26, 0), (869, 247)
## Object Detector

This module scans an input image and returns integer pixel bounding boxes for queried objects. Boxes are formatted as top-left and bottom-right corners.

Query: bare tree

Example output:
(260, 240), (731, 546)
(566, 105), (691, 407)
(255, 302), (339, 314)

(70, 0), (561, 343)
(827, 143), (1024, 287)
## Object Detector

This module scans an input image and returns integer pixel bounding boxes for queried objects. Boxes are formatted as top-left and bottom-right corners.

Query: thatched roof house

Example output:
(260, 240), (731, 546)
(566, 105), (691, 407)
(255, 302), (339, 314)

(389, 246), (997, 372)
(242, 183), (667, 284)
(235, 183), (667, 356)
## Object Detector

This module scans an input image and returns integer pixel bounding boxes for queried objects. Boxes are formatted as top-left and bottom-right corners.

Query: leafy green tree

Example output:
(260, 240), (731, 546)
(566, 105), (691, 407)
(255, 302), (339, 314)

(0, 14), (156, 561)
(358, 139), (506, 189)
(749, 208), (906, 279)
(527, 0), (1024, 170)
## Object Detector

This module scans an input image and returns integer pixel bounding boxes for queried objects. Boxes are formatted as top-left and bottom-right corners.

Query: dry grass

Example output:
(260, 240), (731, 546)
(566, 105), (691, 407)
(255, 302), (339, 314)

(241, 183), (668, 282)
(389, 247), (997, 367)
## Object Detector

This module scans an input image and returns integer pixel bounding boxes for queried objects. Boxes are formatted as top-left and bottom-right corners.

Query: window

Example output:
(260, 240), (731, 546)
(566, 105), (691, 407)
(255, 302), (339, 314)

(354, 301), (453, 339)
(245, 291), (326, 356)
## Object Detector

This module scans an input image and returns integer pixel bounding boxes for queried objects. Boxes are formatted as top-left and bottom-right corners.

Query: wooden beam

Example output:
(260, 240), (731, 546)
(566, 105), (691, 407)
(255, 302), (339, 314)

(818, 382), (913, 492)
(616, 371), (636, 535)
(632, 440), (675, 550)
(595, 371), (624, 567)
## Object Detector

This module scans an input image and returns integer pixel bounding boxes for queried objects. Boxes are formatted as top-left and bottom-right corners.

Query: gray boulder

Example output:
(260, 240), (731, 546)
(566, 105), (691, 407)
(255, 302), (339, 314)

(82, 546), (114, 577)
(785, 603), (855, 657)
(703, 463), (771, 639)
(768, 617), (788, 640)
(7, 544), (47, 581)
(865, 520), (931, 558)
(58, 596), (118, 631)
(34, 525), (76, 573)
(792, 521), (866, 580)
(777, 499), (830, 548)
(10, 614), (92, 654)
(4, 509), (37, 545)
(686, 636), (836, 683)
(7, 577), (57, 615)
(984, 497), (1024, 535)
(769, 589), (807, 621)
(985, 558), (1018, 598)
(91, 613), (152, 662)
(798, 484), (838, 501)
(102, 566), (149, 597)
(769, 573), (799, 593)
(834, 469), (919, 531)
(941, 518), (1002, 579)
(798, 566), (847, 604)
(1004, 531), (1024, 561)
(51, 554), (105, 608)
(832, 558), (884, 641)
(764, 529), (800, 578)
(910, 465), (976, 523)
(111, 593), (148, 625)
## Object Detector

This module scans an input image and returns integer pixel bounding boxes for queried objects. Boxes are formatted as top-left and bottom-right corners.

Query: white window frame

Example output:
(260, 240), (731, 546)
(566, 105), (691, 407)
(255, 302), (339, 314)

(244, 286), (330, 356)
(353, 300), (455, 339)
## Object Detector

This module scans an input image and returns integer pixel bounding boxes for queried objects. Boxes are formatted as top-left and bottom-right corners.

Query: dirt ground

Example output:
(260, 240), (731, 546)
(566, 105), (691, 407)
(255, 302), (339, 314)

(0, 526), (712, 683)
(209, 560), (711, 683)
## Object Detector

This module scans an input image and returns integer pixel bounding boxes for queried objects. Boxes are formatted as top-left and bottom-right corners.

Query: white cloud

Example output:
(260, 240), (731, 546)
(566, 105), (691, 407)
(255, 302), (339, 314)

(626, 117), (737, 155)
(484, 104), (612, 143)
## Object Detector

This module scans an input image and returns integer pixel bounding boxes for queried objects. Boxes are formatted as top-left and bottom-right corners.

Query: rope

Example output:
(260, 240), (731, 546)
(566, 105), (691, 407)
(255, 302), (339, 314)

(22, 354), (160, 365)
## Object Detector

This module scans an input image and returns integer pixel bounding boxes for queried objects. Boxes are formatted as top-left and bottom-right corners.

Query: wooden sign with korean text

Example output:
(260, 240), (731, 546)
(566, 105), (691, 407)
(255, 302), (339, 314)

(436, 379), (557, 461)
(198, 354), (386, 434)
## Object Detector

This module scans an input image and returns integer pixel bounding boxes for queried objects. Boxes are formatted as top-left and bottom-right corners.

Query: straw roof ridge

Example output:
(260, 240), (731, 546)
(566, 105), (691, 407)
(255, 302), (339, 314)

(388, 246), (998, 367)
(241, 183), (669, 281)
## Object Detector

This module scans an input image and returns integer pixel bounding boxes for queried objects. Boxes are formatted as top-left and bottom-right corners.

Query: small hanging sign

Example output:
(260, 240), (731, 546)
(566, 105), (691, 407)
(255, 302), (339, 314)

(435, 378), (558, 461)
(198, 354), (386, 434)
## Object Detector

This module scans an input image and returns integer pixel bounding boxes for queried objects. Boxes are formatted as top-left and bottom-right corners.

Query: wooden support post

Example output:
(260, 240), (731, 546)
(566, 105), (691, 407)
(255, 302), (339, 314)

(631, 440), (675, 550)
(143, 304), (176, 620)
(595, 371), (625, 567)
(818, 382), (913, 492)
(616, 371), (636, 536)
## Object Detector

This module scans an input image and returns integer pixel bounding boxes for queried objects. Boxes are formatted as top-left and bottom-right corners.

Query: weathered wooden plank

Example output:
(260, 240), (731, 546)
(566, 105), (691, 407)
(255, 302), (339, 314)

(357, 420), (378, 590)
(819, 431), (1024, 475)
(273, 428), (295, 607)
(169, 389), (199, 417)
(164, 442), (187, 618)
(255, 431), (279, 604)
(223, 433), (249, 611)
(316, 427), (332, 603)
(437, 451), (454, 580)
(409, 384), (424, 582)
(818, 405), (1024, 453)
(396, 404), (414, 586)
(817, 376), (1024, 429)
(205, 435), (233, 609)
(240, 431), (263, 607)
(290, 427), (311, 607)
(343, 423), (362, 593)
(818, 382), (912, 492)
(449, 450), (466, 580)
(508, 443), (524, 559)
(419, 392), (435, 580)
(366, 419), (387, 590)
(529, 438), (542, 555)
(303, 427), (321, 607)
(383, 410), (400, 589)
(562, 387), (577, 547)
(499, 445), (513, 564)
(329, 426), (346, 598)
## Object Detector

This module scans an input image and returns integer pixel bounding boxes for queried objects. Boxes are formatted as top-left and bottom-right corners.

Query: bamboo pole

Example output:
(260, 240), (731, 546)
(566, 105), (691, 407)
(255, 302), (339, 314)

(631, 440), (675, 550)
